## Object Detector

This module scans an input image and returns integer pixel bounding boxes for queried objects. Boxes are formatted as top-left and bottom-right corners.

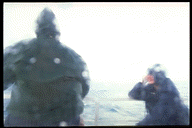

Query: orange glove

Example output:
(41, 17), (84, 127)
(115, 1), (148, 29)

(79, 117), (84, 126)
(143, 75), (155, 85)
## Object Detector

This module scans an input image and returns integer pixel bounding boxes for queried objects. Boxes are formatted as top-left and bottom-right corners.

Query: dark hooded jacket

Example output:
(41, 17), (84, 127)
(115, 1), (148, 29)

(128, 78), (189, 125)
(4, 8), (89, 123)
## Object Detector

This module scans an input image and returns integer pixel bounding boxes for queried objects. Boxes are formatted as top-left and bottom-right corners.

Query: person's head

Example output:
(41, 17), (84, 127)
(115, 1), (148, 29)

(144, 64), (167, 91)
(148, 64), (166, 84)
(35, 8), (60, 39)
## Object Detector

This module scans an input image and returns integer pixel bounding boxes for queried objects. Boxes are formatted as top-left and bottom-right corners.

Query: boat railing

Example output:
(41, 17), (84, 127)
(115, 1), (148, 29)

(82, 97), (189, 126)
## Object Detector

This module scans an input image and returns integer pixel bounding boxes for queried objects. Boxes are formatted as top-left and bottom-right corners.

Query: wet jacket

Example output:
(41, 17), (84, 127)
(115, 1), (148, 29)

(3, 37), (90, 122)
(128, 78), (189, 125)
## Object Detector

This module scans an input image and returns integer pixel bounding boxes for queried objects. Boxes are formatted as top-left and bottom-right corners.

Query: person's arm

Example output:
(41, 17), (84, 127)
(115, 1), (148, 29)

(80, 77), (90, 99)
(4, 68), (15, 90)
(66, 47), (90, 99)
(129, 75), (158, 101)
(128, 82), (144, 100)
(3, 50), (16, 90)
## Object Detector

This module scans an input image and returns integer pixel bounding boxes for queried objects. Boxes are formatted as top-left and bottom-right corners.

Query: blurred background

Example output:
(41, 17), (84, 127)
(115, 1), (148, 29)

(3, 2), (189, 126)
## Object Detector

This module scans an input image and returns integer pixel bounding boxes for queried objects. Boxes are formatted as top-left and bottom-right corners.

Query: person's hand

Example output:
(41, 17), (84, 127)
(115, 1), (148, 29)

(79, 117), (84, 126)
(142, 75), (155, 85)
(142, 76), (146, 84)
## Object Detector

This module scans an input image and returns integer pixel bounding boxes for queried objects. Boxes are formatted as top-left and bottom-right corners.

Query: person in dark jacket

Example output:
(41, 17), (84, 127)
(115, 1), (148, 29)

(4, 8), (89, 126)
(128, 64), (189, 125)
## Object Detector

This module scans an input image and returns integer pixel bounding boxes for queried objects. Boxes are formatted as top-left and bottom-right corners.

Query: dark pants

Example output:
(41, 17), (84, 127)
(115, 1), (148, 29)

(4, 114), (80, 127)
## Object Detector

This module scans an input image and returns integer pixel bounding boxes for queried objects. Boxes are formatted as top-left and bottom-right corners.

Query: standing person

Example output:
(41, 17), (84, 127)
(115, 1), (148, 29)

(4, 8), (90, 126)
(128, 64), (189, 125)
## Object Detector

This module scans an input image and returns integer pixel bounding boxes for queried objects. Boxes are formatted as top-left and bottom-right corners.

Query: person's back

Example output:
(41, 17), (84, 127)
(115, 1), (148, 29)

(4, 8), (89, 126)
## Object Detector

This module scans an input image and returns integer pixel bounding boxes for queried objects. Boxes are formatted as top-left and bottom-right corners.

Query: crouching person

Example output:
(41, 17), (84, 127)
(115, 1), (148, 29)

(128, 64), (189, 125)
(4, 8), (90, 126)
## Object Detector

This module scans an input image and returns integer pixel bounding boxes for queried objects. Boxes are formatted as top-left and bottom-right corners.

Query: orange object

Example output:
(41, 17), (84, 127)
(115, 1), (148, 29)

(145, 75), (155, 84)
(79, 117), (84, 126)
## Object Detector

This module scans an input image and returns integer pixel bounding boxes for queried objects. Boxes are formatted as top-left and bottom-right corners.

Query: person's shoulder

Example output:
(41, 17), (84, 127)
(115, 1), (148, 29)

(61, 44), (80, 56)
(4, 38), (37, 66)
(59, 44), (84, 61)
(4, 38), (36, 55)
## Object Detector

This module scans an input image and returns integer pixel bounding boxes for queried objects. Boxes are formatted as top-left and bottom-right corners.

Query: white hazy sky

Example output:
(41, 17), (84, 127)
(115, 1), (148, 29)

(3, 2), (189, 83)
